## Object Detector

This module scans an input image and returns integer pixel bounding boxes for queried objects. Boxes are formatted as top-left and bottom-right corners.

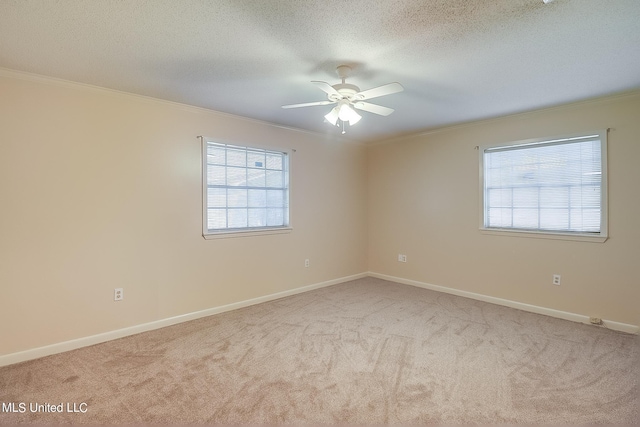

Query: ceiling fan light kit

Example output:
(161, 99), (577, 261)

(325, 101), (361, 126)
(282, 65), (403, 133)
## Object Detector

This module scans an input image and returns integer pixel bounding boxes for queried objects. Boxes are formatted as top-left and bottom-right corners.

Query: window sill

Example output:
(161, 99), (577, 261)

(480, 228), (607, 243)
(203, 227), (292, 240)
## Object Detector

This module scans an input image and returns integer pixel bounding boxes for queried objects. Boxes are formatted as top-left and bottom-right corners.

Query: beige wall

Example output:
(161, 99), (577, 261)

(0, 71), (368, 356)
(2, 69), (638, 358)
(368, 92), (640, 327)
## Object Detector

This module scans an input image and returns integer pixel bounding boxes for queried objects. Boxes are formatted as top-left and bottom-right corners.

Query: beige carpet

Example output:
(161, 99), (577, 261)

(1, 277), (638, 424)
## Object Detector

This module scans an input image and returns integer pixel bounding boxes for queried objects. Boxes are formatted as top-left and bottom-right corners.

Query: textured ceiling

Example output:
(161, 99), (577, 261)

(1, 0), (639, 143)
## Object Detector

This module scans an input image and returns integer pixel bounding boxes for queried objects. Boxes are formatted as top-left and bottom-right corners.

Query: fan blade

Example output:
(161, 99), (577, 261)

(354, 82), (404, 100)
(353, 101), (395, 116)
(282, 100), (335, 109)
(311, 81), (341, 97)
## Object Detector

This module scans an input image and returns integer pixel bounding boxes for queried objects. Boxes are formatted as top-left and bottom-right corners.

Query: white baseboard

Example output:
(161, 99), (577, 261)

(368, 272), (639, 335)
(3, 271), (636, 367)
(0, 272), (367, 367)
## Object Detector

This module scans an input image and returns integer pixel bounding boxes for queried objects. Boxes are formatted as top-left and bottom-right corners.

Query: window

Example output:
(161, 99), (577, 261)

(201, 137), (290, 238)
(480, 131), (607, 242)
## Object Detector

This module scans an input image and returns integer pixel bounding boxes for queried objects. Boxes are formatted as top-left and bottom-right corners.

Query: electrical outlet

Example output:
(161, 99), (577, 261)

(114, 288), (123, 301)
(552, 274), (561, 285)
(304, 259), (310, 268)
(398, 254), (407, 263)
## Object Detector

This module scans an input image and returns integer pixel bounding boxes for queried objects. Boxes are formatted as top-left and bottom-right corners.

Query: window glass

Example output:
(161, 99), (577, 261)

(202, 139), (290, 237)
(481, 132), (607, 241)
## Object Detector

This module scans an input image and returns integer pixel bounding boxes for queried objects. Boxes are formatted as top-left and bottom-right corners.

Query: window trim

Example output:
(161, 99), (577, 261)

(478, 130), (608, 243)
(200, 136), (292, 239)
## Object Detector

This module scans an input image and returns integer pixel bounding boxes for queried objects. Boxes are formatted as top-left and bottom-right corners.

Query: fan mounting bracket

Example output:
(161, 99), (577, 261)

(336, 65), (352, 80)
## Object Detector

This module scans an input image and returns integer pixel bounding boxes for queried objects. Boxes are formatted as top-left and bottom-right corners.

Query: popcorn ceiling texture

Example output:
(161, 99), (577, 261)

(0, 278), (638, 424)
(1, 0), (639, 142)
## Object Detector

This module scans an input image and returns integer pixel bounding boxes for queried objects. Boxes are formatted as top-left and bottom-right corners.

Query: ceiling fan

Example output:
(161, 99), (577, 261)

(282, 65), (404, 133)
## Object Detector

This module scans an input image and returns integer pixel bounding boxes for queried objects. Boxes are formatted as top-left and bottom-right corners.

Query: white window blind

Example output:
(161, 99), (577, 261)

(482, 132), (607, 238)
(202, 138), (289, 237)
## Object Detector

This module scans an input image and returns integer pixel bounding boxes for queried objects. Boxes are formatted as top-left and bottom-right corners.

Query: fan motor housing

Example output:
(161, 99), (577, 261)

(329, 83), (360, 101)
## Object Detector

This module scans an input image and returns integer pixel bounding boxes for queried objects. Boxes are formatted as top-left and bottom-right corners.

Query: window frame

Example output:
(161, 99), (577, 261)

(201, 136), (292, 239)
(478, 130), (608, 243)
